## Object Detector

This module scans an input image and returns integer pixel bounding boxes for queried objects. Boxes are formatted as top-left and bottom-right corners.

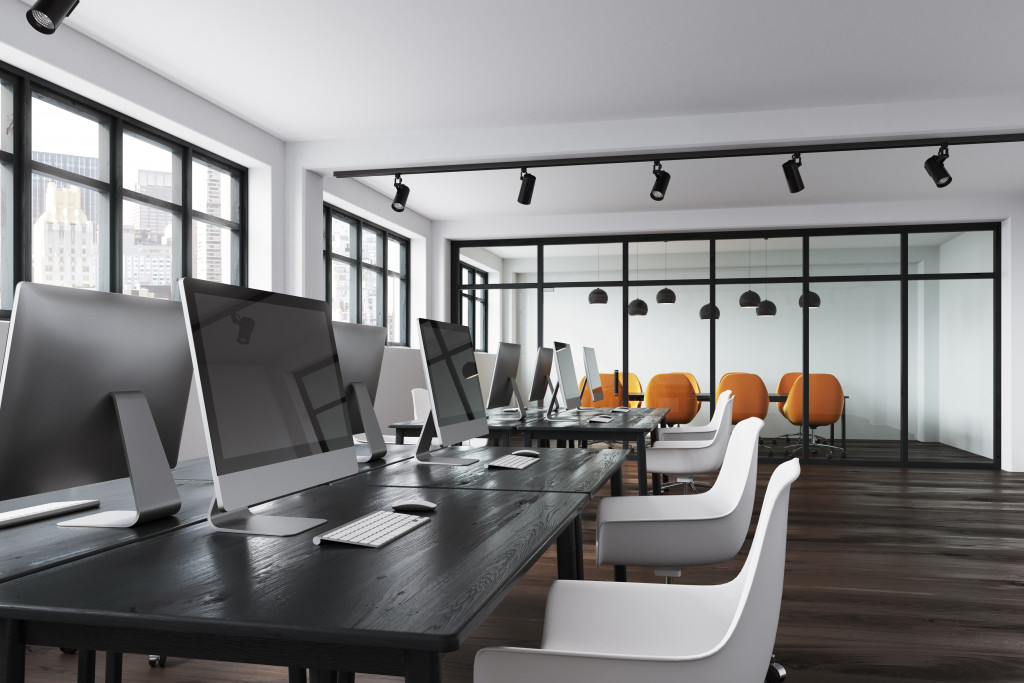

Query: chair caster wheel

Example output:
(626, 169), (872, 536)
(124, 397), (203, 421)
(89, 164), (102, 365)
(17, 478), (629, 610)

(766, 660), (786, 682)
(148, 655), (167, 668)
(59, 647), (77, 655)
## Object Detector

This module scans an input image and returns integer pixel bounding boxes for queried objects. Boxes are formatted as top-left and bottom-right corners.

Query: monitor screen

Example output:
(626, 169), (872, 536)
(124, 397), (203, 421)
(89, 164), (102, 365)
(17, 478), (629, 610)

(182, 281), (354, 477)
(486, 341), (521, 409)
(583, 346), (604, 402)
(553, 342), (581, 410)
(528, 347), (554, 402)
(418, 319), (486, 429)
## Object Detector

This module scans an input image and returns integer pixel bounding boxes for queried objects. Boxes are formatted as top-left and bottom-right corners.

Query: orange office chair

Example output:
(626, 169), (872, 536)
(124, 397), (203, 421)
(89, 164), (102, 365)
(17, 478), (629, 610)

(716, 372), (771, 453)
(645, 373), (700, 426)
(776, 372), (801, 442)
(579, 372), (643, 409)
(781, 374), (845, 458)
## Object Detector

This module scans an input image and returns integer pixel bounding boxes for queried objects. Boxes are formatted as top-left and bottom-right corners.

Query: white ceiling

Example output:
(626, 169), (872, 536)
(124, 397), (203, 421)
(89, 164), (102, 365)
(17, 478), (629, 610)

(59, 0), (1024, 220)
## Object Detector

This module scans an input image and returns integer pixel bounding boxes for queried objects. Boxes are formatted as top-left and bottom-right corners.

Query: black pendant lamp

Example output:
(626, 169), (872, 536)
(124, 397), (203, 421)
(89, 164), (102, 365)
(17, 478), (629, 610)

(756, 237), (776, 317)
(699, 302), (720, 320)
(739, 238), (761, 308)
(656, 241), (676, 304)
(799, 290), (821, 308)
(589, 244), (608, 304)
(628, 245), (648, 316)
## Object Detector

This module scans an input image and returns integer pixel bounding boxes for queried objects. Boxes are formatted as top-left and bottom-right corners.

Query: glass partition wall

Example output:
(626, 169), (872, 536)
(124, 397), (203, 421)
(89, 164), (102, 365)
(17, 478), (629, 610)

(453, 225), (1000, 468)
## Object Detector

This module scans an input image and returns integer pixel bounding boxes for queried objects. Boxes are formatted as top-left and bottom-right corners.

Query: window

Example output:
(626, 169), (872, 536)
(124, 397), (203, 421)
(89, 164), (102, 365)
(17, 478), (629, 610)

(460, 263), (488, 352)
(0, 60), (247, 313)
(324, 205), (410, 345)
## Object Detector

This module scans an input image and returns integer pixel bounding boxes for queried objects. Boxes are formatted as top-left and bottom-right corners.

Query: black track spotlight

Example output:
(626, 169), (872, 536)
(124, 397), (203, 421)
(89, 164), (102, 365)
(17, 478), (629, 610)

(518, 168), (536, 205)
(756, 299), (777, 317)
(782, 153), (804, 193)
(391, 175), (409, 212)
(799, 291), (821, 309)
(26, 0), (79, 34)
(628, 298), (649, 316)
(699, 303), (720, 320)
(588, 288), (609, 304)
(650, 161), (670, 201)
(924, 145), (952, 188)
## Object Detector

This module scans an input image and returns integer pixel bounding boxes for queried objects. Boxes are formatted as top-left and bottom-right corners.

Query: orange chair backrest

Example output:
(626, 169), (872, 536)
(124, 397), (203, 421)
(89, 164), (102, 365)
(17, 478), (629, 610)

(579, 372), (643, 408)
(715, 372), (769, 423)
(680, 372), (701, 410)
(782, 374), (844, 426)
(645, 373), (699, 425)
(776, 372), (801, 416)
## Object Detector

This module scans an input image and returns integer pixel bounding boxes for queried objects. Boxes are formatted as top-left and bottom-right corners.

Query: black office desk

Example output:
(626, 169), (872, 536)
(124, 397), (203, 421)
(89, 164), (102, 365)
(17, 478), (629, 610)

(388, 409), (533, 447)
(0, 484), (588, 683)
(520, 408), (668, 496)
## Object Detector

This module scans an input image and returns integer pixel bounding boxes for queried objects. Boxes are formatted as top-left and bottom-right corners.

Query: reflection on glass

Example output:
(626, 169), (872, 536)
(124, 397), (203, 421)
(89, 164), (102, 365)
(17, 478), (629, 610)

(192, 220), (234, 285)
(810, 233), (900, 277)
(908, 279), (993, 463)
(386, 274), (407, 343)
(30, 174), (106, 290)
(123, 131), (181, 203)
(331, 260), (353, 322)
(361, 268), (383, 326)
(1, 161), (11, 307)
(362, 228), (382, 266)
(908, 231), (992, 275)
(192, 159), (238, 222)
(331, 215), (354, 258)
(123, 199), (176, 299)
(1, 78), (12, 154)
(419, 320), (486, 428)
(31, 94), (108, 182)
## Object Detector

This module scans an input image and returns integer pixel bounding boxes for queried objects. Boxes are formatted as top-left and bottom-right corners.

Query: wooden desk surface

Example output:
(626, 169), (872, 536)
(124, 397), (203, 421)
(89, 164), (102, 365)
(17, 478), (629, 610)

(0, 484), (588, 656)
(336, 446), (628, 496)
(522, 407), (668, 435)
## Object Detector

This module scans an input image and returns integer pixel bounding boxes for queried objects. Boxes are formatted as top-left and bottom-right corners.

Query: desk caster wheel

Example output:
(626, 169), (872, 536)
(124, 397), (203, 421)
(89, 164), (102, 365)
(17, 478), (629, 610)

(766, 656), (786, 682)
(59, 647), (77, 655)
(148, 655), (167, 668)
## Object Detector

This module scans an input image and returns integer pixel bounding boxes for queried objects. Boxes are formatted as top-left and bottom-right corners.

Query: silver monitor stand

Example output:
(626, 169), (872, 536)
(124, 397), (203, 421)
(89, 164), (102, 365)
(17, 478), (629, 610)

(349, 381), (387, 461)
(414, 411), (480, 466)
(59, 392), (182, 528)
(492, 378), (528, 421)
(207, 500), (325, 537)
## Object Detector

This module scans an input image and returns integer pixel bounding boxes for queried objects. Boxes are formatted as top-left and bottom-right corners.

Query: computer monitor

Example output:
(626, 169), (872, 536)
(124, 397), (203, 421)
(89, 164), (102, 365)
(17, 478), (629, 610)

(485, 341), (527, 419)
(180, 278), (358, 536)
(528, 347), (558, 409)
(0, 282), (191, 528)
(582, 346), (605, 403)
(416, 318), (487, 466)
(548, 341), (582, 418)
(332, 321), (387, 462)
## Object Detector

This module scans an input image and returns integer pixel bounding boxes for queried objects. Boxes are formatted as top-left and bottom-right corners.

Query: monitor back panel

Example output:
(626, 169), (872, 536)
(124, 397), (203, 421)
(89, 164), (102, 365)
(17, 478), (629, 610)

(486, 341), (521, 409)
(332, 321), (387, 432)
(528, 347), (554, 402)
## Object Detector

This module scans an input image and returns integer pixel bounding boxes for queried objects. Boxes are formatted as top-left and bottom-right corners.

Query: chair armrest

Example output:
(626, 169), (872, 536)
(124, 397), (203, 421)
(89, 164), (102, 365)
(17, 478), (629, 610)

(475, 646), (718, 683)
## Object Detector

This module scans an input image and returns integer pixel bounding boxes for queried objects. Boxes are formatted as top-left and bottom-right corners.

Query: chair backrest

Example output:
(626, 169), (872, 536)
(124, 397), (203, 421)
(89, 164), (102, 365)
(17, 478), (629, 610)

(648, 394), (734, 475)
(699, 417), (762, 538)
(706, 389), (732, 432)
(781, 374), (844, 427)
(776, 372), (801, 416)
(644, 373), (699, 425)
(708, 458), (801, 681)
(715, 372), (769, 423)
(681, 372), (701, 410)
(580, 373), (616, 408)
(411, 387), (431, 421)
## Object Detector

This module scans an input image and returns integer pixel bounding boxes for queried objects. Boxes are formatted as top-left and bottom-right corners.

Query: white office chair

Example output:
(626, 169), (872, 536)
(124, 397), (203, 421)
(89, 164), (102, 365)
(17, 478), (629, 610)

(595, 417), (763, 579)
(648, 393), (734, 494)
(474, 458), (801, 683)
(655, 389), (732, 441)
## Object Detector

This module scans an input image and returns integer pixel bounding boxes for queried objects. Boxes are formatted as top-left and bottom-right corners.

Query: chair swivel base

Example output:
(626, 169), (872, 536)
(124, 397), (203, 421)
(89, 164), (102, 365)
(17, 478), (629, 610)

(659, 477), (712, 494)
(784, 437), (845, 459)
(767, 653), (787, 682)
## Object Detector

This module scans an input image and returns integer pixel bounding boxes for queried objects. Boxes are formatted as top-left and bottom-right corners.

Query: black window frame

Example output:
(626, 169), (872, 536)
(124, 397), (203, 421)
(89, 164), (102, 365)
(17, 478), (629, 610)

(0, 58), (247, 316)
(323, 204), (410, 346)
(460, 262), (488, 352)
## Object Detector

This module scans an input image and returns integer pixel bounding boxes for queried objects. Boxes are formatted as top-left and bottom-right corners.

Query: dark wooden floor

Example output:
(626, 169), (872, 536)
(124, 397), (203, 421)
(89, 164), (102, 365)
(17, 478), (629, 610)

(23, 459), (1024, 682)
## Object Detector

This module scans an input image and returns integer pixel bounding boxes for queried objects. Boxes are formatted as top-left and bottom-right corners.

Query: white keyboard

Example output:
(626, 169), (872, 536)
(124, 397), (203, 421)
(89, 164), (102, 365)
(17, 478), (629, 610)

(488, 454), (539, 470)
(0, 499), (101, 529)
(313, 510), (430, 548)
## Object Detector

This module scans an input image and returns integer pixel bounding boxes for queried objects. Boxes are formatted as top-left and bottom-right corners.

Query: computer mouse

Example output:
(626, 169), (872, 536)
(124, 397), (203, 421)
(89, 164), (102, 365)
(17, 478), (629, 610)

(392, 499), (437, 512)
(512, 449), (540, 456)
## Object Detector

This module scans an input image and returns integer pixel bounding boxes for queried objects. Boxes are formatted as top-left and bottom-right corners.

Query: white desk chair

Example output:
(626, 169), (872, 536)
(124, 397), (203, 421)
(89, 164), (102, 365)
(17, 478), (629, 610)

(474, 458), (801, 683)
(648, 393), (733, 494)
(596, 417), (762, 579)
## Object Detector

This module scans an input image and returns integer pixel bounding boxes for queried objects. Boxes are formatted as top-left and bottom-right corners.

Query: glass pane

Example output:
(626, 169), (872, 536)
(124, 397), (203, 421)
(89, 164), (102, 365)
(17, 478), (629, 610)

(1, 160), (11, 308)
(460, 244), (538, 284)
(1, 78), (12, 154)
(908, 279), (994, 463)
(461, 266), (470, 285)
(544, 242), (623, 283)
(123, 200), (177, 299)
(461, 295), (472, 336)
(123, 131), (181, 203)
(810, 233), (900, 277)
(543, 286), (624, 403)
(387, 237), (407, 276)
(361, 268), (383, 326)
(331, 214), (355, 258)
(387, 274), (407, 344)
(809, 281), (901, 461)
(475, 299), (487, 351)
(362, 228), (383, 266)
(717, 236), (802, 282)
(908, 231), (993, 274)
(30, 174), (107, 290)
(331, 260), (354, 323)
(192, 220), (235, 285)
(31, 94), (108, 182)
(192, 158), (239, 222)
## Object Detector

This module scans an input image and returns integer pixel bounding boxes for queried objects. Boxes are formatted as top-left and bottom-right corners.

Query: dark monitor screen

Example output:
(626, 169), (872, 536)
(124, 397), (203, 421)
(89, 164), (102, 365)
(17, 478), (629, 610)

(418, 319), (486, 429)
(0, 283), (192, 501)
(554, 342), (581, 410)
(182, 280), (354, 477)
(486, 341), (521, 409)
(528, 347), (554, 402)
(332, 321), (387, 433)
(583, 346), (604, 402)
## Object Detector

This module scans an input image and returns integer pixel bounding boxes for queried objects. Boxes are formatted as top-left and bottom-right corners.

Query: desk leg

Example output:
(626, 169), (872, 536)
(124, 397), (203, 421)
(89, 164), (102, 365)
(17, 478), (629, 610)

(103, 653), (122, 683)
(637, 437), (649, 496)
(501, 431), (510, 447)
(396, 429), (405, 445)
(556, 517), (582, 580)
(288, 667), (307, 683)
(77, 650), (96, 683)
(1, 620), (25, 683)
(614, 565), (627, 582)
(405, 651), (442, 683)
(842, 403), (847, 452)
(523, 432), (532, 447)
(611, 467), (623, 497)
